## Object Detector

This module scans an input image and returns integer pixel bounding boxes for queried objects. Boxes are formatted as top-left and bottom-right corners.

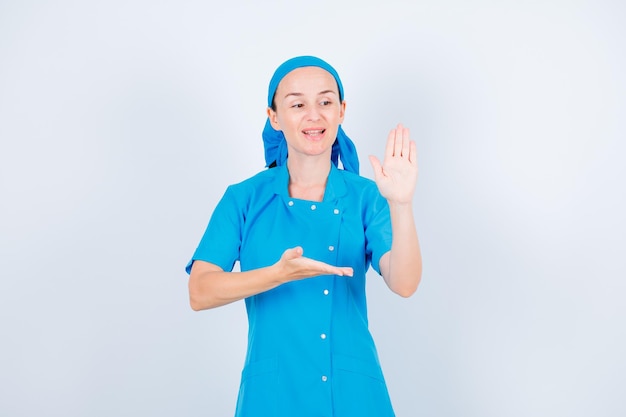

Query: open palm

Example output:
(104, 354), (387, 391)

(369, 124), (418, 204)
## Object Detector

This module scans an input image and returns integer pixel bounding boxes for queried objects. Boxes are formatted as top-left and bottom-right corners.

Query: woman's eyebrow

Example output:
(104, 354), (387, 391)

(283, 90), (338, 100)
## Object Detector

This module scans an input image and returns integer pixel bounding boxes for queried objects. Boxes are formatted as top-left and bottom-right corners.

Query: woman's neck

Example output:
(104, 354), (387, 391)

(286, 156), (331, 201)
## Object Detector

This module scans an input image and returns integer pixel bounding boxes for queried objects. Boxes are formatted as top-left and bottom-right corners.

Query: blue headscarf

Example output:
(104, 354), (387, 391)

(262, 56), (360, 174)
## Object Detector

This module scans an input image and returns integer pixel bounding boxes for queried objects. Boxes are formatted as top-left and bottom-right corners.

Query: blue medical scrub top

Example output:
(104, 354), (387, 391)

(186, 164), (395, 417)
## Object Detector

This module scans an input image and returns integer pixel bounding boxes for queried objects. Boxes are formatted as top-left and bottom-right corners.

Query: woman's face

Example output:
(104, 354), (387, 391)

(268, 66), (345, 162)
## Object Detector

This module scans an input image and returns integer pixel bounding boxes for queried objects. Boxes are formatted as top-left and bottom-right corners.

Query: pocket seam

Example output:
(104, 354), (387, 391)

(332, 353), (385, 382)
(241, 357), (278, 381)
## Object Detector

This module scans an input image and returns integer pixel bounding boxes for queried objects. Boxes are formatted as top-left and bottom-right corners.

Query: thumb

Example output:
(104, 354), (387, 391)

(282, 246), (304, 261)
(368, 155), (383, 179)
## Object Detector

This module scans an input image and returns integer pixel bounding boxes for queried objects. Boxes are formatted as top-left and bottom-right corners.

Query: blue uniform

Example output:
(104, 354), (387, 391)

(187, 164), (395, 417)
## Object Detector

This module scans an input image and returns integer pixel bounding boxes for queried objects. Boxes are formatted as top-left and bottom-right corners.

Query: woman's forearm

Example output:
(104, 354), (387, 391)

(188, 247), (354, 311)
(381, 202), (422, 297)
(189, 262), (283, 310)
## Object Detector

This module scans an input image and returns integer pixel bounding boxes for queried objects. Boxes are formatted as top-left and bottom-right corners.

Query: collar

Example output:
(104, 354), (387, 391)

(271, 163), (348, 202)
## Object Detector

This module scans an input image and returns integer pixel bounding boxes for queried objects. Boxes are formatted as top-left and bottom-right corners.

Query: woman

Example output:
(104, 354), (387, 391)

(186, 56), (422, 417)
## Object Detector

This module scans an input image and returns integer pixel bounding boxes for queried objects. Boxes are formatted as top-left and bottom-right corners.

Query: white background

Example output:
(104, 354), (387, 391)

(1, 1), (625, 416)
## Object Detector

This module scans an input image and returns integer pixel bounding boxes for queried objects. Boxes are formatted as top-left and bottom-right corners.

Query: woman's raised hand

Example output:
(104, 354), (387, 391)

(275, 246), (353, 282)
(368, 124), (419, 205)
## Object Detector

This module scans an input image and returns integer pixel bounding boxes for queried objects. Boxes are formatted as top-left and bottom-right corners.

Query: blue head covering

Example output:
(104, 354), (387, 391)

(262, 56), (359, 174)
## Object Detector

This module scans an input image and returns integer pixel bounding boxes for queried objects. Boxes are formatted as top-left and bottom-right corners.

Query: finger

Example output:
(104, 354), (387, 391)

(368, 155), (383, 179)
(336, 267), (353, 277)
(322, 263), (353, 277)
(393, 125), (403, 157)
(409, 140), (417, 165)
(282, 246), (303, 261)
(402, 125), (410, 158)
(310, 259), (353, 277)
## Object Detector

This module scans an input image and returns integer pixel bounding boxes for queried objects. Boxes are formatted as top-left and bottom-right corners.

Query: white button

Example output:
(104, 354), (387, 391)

(323, 289), (329, 295)
(310, 204), (317, 210)
(288, 201), (294, 206)
(328, 246), (335, 251)
(320, 333), (327, 340)
(321, 375), (328, 382)
(333, 209), (340, 214)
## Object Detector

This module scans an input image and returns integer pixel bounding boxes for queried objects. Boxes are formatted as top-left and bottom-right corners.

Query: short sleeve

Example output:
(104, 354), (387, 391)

(364, 190), (392, 276)
(185, 186), (243, 274)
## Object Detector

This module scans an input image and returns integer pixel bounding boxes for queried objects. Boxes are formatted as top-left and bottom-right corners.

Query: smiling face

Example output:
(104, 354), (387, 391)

(267, 66), (346, 163)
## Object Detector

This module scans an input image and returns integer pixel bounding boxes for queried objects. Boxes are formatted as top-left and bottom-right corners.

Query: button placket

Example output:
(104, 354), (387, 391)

(312, 203), (340, 389)
(327, 206), (340, 261)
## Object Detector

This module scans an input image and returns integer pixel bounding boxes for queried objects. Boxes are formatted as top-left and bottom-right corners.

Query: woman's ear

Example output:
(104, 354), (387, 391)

(339, 100), (346, 123)
(267, 107), (281, 131)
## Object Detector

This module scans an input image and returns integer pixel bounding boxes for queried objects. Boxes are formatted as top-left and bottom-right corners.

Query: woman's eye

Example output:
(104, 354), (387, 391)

(291, 103), (304, 108)
(321, 100), (331, 106)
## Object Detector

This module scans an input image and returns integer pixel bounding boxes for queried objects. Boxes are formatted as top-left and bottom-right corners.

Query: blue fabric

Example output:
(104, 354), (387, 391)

(262, 56), (360, 174)
(186, 164), (394, 416)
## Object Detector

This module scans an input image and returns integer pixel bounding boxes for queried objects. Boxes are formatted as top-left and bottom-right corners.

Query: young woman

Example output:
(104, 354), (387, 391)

(186, 56), (422, 417)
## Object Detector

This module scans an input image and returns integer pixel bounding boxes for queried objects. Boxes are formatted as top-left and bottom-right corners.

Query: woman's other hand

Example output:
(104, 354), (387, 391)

(368, 123), (418, 205)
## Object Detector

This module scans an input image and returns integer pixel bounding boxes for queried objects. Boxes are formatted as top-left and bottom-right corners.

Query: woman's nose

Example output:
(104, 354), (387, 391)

(307, 107), (321, 121)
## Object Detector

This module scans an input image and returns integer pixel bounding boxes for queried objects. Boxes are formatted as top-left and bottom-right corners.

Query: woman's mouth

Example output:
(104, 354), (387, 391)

(302, 129), (325, 139)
